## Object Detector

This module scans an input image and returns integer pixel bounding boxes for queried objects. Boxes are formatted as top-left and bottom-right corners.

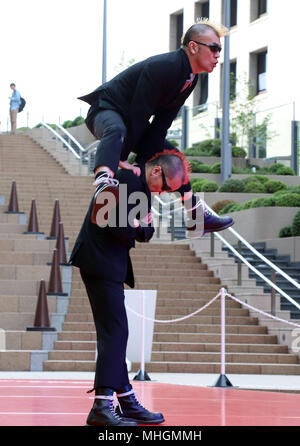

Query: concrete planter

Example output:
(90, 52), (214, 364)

(217, 206), (300, 244)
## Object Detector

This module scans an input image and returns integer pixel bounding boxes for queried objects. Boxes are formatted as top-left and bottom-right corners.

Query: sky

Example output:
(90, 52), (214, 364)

(0, 0), (175, 131)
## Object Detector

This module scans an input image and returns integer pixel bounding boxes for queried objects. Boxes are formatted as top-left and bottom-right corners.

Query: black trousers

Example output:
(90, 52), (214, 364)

(92, 109), (192, 197)
(80, 269), (130, 390)
(93, 110), (128, 175)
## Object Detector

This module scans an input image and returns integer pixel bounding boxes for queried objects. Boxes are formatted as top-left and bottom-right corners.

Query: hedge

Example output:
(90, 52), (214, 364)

(201, 181), (219, 192)
(291, 210), (300, 236)
(264, 180), (288, 193)
(279, 210), (300, 238)
(243, 181), (266, 193)
(219, 194), (299, 215)
(218, 179), (245, 193)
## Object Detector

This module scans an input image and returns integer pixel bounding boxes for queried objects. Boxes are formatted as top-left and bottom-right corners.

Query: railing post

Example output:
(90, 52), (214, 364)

(214, 288), (233, 387)
(79, 151), (82, 176)
(210, 232), (215, 257)
(237, 240), (242, 286)
(156, 201), (161, 239)
(170, 200), (175, 241)
(271, 269), (276, 316)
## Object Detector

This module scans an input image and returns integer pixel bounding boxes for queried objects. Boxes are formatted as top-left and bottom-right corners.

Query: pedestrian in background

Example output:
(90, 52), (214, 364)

(9, 83), (21, 134)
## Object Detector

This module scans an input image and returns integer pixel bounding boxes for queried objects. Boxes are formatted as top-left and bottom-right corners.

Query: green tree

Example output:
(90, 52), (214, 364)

(230, 76), (277, 156)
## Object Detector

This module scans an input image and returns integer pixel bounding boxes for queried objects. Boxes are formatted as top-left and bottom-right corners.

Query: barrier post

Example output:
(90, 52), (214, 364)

(133, 290), (151, 381)
(214, 288), (233, 388)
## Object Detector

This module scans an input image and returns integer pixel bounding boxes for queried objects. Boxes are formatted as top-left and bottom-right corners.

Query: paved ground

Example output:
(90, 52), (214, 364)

(0, 371), (300, 391)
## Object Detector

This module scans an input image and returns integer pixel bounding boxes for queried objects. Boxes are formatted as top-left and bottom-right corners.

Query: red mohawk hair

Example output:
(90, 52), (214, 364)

(148, 149), (191, 185)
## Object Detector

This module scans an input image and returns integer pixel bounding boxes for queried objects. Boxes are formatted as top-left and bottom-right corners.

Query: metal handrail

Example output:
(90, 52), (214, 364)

(86, 140), (99, 153)
(40, 122), (80, 159)
(55, 123), (86, 153)
(227, 225), (300, 291)
(215, 231), (300, 311)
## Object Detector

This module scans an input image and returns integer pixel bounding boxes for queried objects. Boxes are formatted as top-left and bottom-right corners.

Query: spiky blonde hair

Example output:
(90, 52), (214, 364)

(181, 17), (229, 46)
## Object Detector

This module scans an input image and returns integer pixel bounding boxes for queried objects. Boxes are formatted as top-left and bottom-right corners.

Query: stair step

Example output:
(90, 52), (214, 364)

(152, 342), (288, 354)
(130, 362), (300, 375)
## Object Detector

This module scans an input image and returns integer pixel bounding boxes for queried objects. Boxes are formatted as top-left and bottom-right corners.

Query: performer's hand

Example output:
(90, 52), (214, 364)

(118, 160), (141, 176)
(140, 212), (152, 225)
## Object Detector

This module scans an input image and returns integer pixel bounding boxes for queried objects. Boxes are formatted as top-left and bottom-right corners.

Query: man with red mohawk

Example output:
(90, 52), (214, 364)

(78, 19), (233, 235)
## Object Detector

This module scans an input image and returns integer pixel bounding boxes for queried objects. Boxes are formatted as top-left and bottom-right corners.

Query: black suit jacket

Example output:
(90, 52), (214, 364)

(69, 166), (154, 288)
(78, 48), (198, 159)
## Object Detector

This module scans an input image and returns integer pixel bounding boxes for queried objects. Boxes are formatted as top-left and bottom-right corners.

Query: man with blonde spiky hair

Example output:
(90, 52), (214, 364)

(78, 18), (233, 236)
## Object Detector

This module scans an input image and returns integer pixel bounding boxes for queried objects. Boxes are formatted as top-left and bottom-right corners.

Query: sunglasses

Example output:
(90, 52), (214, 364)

(161, 168), (173, 192)
(189, 40), (222, 53)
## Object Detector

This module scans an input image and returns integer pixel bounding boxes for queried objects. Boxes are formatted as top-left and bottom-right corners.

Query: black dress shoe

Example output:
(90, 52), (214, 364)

(115, 384), (165, 425)
(91, 173), (119, 226)
(86, 387), (137, 427)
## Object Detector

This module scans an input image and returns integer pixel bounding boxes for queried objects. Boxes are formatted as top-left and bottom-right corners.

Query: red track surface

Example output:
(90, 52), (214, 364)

(0, 379), (299, 426)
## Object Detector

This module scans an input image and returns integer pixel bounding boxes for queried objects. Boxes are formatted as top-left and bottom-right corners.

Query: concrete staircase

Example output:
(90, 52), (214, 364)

(44, 244), (300, 375)
(0, 133), (91, 370)
(1, 133), (300, 375)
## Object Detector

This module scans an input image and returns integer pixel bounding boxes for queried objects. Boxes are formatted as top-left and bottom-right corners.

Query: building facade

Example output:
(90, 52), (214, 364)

(167, 0), (300, 166)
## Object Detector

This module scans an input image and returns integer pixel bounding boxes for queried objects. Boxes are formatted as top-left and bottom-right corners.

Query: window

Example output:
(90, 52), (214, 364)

(258, 0), (267, 16)
(169, 11), (183, 51)
(250, 0), (267, 22)
(257, 51), (267, 93)
(220, 59), (237, 106)
(229, 60), (237, 99)
(222, 0), (237, 28)
(193, 73), (208, 115)
(249, 49), (267, 95)
(195, 1), (210, 20)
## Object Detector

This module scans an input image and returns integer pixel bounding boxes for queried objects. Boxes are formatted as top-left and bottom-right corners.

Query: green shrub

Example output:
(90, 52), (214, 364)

(198, 138), (221, 156)
(248, 196), (276, 209)
(189, 160), (202, 172)
(167, 139), (179, 148)
(184, 147), (201, 156)
(232, 146), (247, 158)
(192, 179), (208, 192)
(250, 175), (270, 184)
(219, 202), (241, 214)
(210, 162), (221, 173)
(274, 193), (300, 207)
(291, 210), (300, 236)
(218, 178), (245, 193)
(201, 181), (219, 192)
(269, 163), (295, 176)
(62, 120), (73, 128)
(72, 116), (85, 126)
(279, 226), (293, 238)
(264, 180), (287, 193)
(240, 200), (254, 210)
(284, 185), (300, 195)
(243, 181), (266, 193)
